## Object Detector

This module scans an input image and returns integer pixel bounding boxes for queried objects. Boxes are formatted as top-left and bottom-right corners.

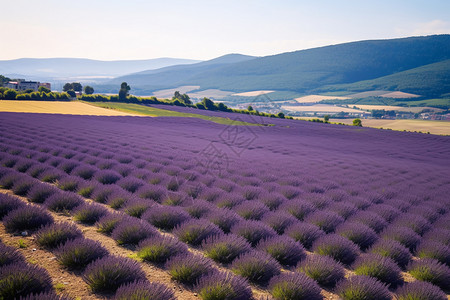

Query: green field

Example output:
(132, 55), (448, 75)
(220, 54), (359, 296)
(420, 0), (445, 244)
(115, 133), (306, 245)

(85, 102), (262, 126)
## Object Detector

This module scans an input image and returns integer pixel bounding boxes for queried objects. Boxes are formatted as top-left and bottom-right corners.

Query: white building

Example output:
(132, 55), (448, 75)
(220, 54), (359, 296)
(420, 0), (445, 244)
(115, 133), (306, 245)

(6, 79), (51, 91)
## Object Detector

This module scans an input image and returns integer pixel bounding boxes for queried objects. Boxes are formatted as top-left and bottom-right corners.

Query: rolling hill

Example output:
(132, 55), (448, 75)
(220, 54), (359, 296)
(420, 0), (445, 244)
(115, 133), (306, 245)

(102, 35), (450, 98)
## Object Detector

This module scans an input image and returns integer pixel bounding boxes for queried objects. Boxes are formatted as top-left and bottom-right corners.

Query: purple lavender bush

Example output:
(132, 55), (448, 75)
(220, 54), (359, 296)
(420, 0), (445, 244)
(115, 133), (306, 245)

(233, 200), (270, 220)
(352, 253), (403, 287)
(335, 222), (378, 250)
(142, 205), (191, 231)
(259, 193), (285, 211)
(423, 228), (450, 247)
(90, 184), (123, 203)
(407, 258), (450, 290)
(185, 200), (215, 219)
(57, 161), (78, 174)
(56, 176), (82, 192)
(55, 237), (108, 269)
(347, 210), (388, 233)
(73, 202), (108, 224)
(113, 280), (176, 300)
(368, 239), (412, 269)
(165, 253), (215, 285)
(297, 254), (345, 287)
(230, 219), (277, 246)
(96, 212), (123, 235)
(261, 211), (297, 234)
(137, 235), (188, 263)
(279, 199), (315, 221)
(367, 204), (401, 222)
(18, 291), (71, 300)
(312, 234), (360, 265)
(0, 193), (26, 219)
(44, 192), (83, 213)
(231, 251), (281, 284)
(206, 208), (242, 233)
(117, 177), (145, 193)
(195, 271), (253, 300)
(111, 217), (157, 245)
(0, 263), (53, 299)
(12, 177), (37, 196)
(304, 210), (344, 233)
(327, 201), (358, 219)
(335, 275), (391, 300)
(173, 219), (222, 246)
(391, 213), (431, 235)
(27, 184), (58, 204)
(122, 198), (153, 218)
(0, 242), (25, 267)
(395, 280), (447, 300)
(106, 190), (132, 210)
(284, 222), (325, 249)
(3, 205), (53, 233)
(39, 169), (64, 183)
(71, 164), (97, 180)
(257, 236), (306, 266)
(201, 234), (252, 264)
(268, 272), (323, 300)
(34, 222), (83, 249)
(138, 185), (166, 202)
(380, 226), (422, 251)
(95, 169), (122, 184)
(415, 240), (450, 266)
(83, 255), (147, 293)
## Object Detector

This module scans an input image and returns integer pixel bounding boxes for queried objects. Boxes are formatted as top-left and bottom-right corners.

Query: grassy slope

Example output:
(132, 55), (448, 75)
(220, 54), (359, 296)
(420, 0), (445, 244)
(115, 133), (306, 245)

(85, 102), (262, 126)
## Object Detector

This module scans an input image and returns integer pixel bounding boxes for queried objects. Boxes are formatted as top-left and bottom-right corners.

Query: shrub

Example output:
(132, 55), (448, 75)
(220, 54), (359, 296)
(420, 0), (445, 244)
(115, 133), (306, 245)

(347, 211), (388, 233)
(259, 193), (284, 210)
(0, 263), (53, 299)
(95, 170), (121, 184)
(0, 243), (25, 267)
(261, 211), (297, 234)
(242, 186), (261, 200)
(185, 200), (215, 219)
(111, 217), (157, 245)
(14, 160), (34, 173)
(76, 181), (98, 198)
(327, 202), (358, 219)
(407, 258), (450, 290)
(423, 228), (450, 247)
(18, 291), (71, 300)
(138, 185), (166, 202)
(297, 254), (345, 287)
(137, 235), (188, 263)
(44, 192), (83, 213)
(96, 213), (123, 235)
(56, 176), (81, 192)
(3, 205), (53, 233)
(122, 198), (153, 218)
(395, 280), (447, 300)
(284, 222), (325, 249)
(202, 234), (251, 264)
(55, 237), (108, 269)
(113, 280), (176, 300)
(0, 193), (26, 220)
(335, 275), (391, 300)
(58, 161), (78, 174)
(312, 234), (360, 265)
(231, 251), (281, 284)
(27, 184), (58, 203)
(335, 222), (378, 250)
(142, 205), (191, 231)
(83, 256), (147, 293)
(34, 222), (82, 249)
(161, 191), (190, 206)
(391, 213), (431, 235)
(26, 164), (50, 178)
(415, 240), (450, 265)
(173, 219), (222, 246)
(214, 194), (244, 209)
(367, 204), (401, 222)
(73, 203), (108, 225)
(117, 177), (145, 193)
(279, 186), (301, 200)
(380, 226), (421, 251)
(280, 199), (315, 221)
(165, 253), (215, 285)
(12, 177), (36, 196)
(268, 272), (323, 300)
(0, 171), (21, 189)
(233, 201), (270, 220)
(408, 204), (440, 222)
(257, 236), (306, 266)
(352, 253), (403, 287)
(106, 191), (131, 210)
(304, 210), (344, 233)
(195, 271), (253, 300)
(230, 220), (277, 246)
(39, 169), (64, 183)
(206, 208), (242, 233)
(369, 239), (412, 269)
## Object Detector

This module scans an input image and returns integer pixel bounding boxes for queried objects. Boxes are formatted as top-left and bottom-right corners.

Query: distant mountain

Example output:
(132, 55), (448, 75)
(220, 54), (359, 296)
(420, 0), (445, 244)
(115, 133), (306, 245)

(103, 35), (450, 98)
(0, 57), (201, 80)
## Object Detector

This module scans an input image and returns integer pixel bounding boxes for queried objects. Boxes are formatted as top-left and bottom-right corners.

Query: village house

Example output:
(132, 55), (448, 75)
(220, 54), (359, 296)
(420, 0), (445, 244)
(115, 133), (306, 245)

(6, 79), (51, 91)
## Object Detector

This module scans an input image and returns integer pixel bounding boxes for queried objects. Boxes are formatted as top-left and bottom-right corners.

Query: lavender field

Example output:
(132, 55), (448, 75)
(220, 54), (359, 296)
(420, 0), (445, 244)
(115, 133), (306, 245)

(0, 109), (449, 300)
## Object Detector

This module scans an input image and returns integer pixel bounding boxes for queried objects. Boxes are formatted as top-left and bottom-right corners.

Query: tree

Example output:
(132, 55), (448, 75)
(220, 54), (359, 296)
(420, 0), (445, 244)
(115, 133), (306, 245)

(0, 75), (11, 86)
(172, 91), (192, 105)
(277, 112), (285, 119)
(4, 89), (17, 100)
(72, 82), (82, 92)
(66, 90), (76, 98)
(353, 118), (362, 127)
(38, 86), (51, 93)
(201, 97), (216, 110)
(119, 82), (131, 101)
(324, 115), (330, 123)
(247, 105), (253, 111)
(84, 86), (94, 95)
(63, 83), (73, 92)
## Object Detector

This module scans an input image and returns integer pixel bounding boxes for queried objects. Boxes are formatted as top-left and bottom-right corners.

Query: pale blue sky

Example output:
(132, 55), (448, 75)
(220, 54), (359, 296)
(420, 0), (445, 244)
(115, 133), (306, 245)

(1, 0), (449, 60)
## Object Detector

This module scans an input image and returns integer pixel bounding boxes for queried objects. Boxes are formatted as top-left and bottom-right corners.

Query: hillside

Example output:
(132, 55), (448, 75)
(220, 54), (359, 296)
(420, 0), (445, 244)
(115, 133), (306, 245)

(103, 35), (450, 97)
(0, 57), (201, 79)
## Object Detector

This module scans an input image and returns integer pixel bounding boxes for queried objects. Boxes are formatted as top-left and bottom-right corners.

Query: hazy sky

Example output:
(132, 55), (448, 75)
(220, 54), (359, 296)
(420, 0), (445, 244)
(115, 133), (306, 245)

(1, 0), (449, 61)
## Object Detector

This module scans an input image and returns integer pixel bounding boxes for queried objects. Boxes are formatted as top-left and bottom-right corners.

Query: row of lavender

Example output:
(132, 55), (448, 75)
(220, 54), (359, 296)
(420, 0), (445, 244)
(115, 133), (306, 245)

(0, 112), (449, 299)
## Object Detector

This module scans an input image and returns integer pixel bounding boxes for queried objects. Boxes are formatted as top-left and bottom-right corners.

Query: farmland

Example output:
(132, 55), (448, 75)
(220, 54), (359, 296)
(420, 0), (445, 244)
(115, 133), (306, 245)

(0, 108), (450, 300)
